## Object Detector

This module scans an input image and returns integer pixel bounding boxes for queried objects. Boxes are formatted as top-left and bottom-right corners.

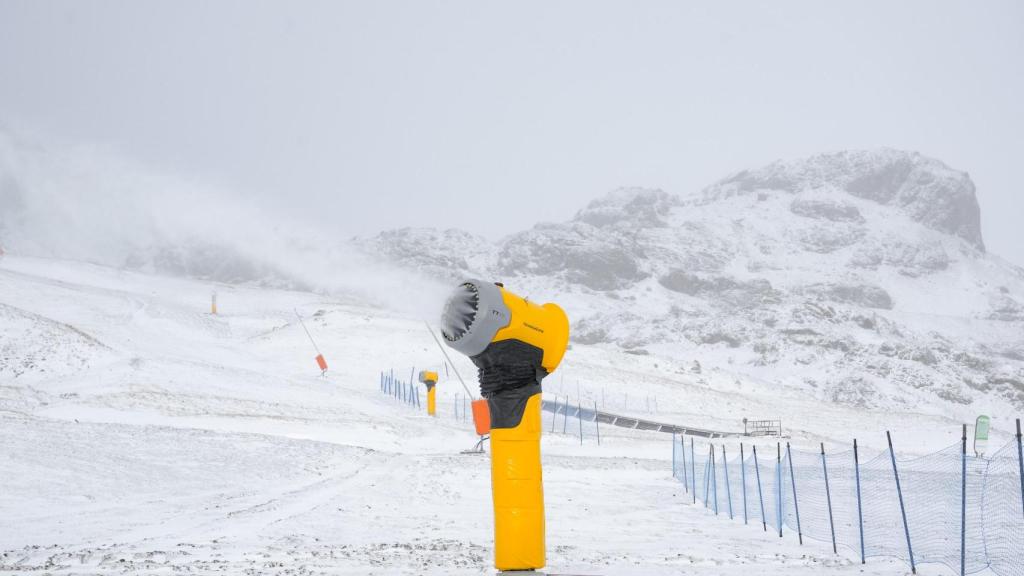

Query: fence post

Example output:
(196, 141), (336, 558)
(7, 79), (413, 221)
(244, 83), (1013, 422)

(712, 444), (719, 515)
(961, 424), (967, 576)
(855, 438), (865, 564)
(565, 393), (573, 430)
(691, 438), (697, 504)
(887, 431), (916, 574)
(754, 445), (766, 531)
(551, 395), (558, 433)
(594, 401), (600, 446)
(821, 443), (837, 554)
(673, 432), (677, 479)
(682, 434), (688, 492)
(703, 445), (711, 508)
(578, 398), (583, 445)
(454, 394), (459, 420)
(723, 445), (733, 520)
(786, 442), (803, 545)
(776, 442), (783, 538)
(741, 443), (748, 525)
(1017, 418), (1024, 522)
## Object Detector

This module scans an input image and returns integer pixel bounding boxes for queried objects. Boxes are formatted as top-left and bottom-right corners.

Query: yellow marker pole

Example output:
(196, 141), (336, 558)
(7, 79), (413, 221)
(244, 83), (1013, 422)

(211, 292), (218, 315)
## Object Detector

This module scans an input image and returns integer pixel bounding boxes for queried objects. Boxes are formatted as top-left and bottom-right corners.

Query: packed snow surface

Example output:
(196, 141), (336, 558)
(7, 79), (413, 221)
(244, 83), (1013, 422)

(0, 255), (992, 575)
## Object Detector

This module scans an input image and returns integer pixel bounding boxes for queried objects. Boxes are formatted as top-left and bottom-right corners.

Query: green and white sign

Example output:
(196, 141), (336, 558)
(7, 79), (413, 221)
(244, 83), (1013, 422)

(974, 415), (991, 457)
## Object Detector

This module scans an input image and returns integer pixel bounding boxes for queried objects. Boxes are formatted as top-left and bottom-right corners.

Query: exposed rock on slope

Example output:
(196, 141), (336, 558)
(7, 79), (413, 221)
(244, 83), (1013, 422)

(360, 149), (1024, 419)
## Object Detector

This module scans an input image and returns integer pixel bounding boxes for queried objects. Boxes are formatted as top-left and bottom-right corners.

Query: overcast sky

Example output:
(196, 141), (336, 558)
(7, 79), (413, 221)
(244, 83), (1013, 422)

(1, 1), (1022, 265)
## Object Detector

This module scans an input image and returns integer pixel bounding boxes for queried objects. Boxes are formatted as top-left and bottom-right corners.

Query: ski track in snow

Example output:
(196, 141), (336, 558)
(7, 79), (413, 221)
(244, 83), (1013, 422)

(0, 257), (958, 574)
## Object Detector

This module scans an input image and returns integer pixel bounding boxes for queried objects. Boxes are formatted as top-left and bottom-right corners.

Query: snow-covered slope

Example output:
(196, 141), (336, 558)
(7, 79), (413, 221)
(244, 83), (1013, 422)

(0, 255), (963, 575)
(359, 150), (1024, 426)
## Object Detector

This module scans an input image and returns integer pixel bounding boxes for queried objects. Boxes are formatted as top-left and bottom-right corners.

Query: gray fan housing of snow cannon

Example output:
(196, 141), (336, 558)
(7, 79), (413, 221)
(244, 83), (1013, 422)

(440, 279), (511, 358)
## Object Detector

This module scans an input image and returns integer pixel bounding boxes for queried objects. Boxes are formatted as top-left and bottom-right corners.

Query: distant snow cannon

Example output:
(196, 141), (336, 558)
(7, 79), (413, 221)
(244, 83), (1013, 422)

(441, 279), (569, 572)
(418, 370), (438, 416)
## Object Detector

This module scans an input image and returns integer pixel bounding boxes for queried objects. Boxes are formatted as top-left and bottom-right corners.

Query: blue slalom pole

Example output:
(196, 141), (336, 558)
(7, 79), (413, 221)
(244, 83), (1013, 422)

(787, 443), (803, 545)
(887, 431), (916, 574)
(821, 443), (837, 554)
(855, 439), (865, 564)
(961, 424), (967, 576)
(741, 443), (748, 525)
(754, 445), (766, 531)
(723, 445), (733, 520)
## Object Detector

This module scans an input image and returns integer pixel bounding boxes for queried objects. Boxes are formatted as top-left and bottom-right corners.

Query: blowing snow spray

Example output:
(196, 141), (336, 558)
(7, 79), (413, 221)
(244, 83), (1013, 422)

(440, 279), (569, 572)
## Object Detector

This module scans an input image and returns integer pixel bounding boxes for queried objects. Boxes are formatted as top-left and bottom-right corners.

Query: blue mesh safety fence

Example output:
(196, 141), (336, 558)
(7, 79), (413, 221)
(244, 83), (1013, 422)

(672, 430), (1024, 575)
(542, 396), (600, 442)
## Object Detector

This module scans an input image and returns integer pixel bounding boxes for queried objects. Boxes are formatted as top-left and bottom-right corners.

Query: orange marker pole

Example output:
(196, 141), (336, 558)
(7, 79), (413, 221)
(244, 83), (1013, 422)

(295, 309), (328, 375)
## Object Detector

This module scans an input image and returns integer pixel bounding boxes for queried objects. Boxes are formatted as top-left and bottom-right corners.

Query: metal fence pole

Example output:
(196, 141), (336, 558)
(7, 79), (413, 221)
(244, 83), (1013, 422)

(961, 424), (967, 576)
(723, 445), (734, 520)
(703, 445), (711, 508)
(594, 401), (601, 446)
(563, 396), (569, 434)
(776, 442), (783, 538)
(691, 438), (697, 504)
(821, 443), (837, 554)
(578, 398), (583, 445)
(712, 444), (719, 515)
(786, 443), (803, 545)
(855, 438), (865, 564)
(551, 396), (558, 433)
(741, 443), (748, 525)
(754, 445), (766, 531)
(887, 431), (916, 574)
(1017, 418), (1024, 522)
(673, 432), (677, 479)
(682, 434), (688, 492)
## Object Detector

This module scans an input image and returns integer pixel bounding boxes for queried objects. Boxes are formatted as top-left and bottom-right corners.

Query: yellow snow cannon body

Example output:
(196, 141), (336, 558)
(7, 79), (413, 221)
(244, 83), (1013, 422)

(418, 370), (438, 416)
(440, 279), (569, 572)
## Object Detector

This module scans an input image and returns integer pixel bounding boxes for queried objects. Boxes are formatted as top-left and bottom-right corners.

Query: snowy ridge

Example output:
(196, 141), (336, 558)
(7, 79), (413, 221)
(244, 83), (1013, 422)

(0, 255), (930, 575)
(361, 150), (1024, 425)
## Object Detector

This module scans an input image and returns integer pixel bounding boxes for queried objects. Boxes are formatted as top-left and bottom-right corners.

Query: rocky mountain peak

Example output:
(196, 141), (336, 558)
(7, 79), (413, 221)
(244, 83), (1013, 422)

(703, 149), (985, 250)
(574, 187), (676, 229)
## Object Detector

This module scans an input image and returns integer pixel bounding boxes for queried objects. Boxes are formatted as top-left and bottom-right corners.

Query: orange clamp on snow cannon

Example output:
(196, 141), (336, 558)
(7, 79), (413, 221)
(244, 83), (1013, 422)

(418, 370), (438, 416)
(441, 279), (569, 572)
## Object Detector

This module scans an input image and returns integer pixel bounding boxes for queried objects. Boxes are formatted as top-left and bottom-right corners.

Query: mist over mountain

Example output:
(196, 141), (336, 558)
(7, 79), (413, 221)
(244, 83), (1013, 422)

(358, 149), (1024, 421)
(3, 130), (1021, 420)
(0, 129), (448, 315)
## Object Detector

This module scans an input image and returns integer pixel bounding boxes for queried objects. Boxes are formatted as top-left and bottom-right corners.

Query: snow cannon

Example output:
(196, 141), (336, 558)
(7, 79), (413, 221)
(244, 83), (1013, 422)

(440, 279), (569, 572)
(418, 370), (438, 416)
